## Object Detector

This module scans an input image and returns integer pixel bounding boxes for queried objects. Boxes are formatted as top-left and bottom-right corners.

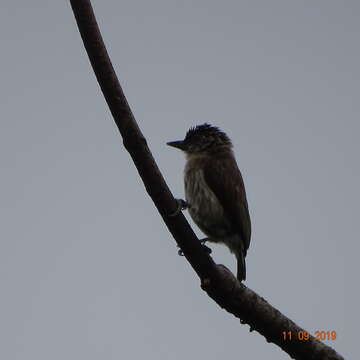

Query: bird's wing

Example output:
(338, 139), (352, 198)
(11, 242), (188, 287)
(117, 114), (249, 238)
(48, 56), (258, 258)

(203, 155), (251, 252)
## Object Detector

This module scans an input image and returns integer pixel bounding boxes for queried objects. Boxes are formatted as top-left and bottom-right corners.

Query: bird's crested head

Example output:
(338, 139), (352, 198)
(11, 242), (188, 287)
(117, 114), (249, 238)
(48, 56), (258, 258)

(167, 123), (232, 154)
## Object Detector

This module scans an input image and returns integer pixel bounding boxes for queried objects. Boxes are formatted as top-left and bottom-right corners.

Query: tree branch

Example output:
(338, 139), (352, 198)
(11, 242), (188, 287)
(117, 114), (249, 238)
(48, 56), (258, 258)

(69, 1), (344, 359)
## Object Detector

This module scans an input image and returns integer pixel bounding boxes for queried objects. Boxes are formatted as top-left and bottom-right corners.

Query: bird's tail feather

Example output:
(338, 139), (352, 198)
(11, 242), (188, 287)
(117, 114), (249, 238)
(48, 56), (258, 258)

(236, 250), (246, 282)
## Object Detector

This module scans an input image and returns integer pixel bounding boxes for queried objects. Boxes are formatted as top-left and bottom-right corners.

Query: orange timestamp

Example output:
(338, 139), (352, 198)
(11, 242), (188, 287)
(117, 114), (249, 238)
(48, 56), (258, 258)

(282, 330), (337, 341)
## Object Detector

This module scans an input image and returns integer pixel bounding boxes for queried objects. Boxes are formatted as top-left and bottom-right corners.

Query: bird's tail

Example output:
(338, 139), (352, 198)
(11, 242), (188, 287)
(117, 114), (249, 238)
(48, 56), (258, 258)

(236, 249), (246, 282)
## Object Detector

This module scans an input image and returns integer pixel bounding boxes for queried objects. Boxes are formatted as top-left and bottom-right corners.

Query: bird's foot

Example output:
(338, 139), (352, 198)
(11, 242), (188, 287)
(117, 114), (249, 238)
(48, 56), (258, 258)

(177, 238), (212, 256)
(168, 199), (189, 217)
(200, 238), (212, 254)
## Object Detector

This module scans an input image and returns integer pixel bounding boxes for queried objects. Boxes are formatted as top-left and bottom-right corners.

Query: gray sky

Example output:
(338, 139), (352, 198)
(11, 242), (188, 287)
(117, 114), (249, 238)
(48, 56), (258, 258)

(1, 1), (358, 359)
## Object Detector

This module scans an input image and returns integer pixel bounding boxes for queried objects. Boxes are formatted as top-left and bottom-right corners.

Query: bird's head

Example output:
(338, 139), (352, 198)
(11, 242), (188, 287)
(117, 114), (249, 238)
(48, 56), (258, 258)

(167, 123), (232, 155)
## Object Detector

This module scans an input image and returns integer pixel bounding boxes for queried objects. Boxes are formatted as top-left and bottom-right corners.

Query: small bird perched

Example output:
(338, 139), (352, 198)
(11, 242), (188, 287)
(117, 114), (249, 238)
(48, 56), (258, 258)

(167, 124), (251, 281)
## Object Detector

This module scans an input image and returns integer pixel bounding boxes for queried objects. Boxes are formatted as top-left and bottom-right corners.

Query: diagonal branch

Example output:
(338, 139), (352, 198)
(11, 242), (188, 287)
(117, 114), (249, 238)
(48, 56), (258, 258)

(69, 1), (344, 359)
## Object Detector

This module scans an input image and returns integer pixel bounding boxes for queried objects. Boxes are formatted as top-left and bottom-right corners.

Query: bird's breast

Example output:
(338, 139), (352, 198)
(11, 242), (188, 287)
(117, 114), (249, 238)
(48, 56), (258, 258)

(184, 166), (230, 238)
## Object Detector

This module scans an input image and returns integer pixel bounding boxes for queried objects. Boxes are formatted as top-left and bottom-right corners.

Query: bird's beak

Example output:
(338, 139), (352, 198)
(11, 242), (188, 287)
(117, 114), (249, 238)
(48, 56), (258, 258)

(166, 140), (187, 151)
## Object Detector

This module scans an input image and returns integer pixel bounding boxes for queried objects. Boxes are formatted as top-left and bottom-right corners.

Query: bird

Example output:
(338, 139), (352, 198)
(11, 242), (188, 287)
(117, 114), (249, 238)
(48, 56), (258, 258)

(167, 123), (251, 282)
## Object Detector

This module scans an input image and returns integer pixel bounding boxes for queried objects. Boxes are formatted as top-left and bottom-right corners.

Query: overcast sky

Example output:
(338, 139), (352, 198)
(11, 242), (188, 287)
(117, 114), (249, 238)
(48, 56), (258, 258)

(1, 1), (358, 359)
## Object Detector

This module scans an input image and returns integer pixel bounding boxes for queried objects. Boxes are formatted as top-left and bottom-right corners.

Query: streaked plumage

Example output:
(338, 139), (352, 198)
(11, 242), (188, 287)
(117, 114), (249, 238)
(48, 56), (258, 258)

(167, 124), (251, 281)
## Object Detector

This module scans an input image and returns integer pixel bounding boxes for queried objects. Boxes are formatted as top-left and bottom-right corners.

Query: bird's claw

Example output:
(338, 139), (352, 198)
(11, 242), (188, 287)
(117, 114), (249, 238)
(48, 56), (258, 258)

(177, 238), (212, 256)
(200, 238), (212, 254)
(168, 199), (189, 217)
(202, 244), (212, 254)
